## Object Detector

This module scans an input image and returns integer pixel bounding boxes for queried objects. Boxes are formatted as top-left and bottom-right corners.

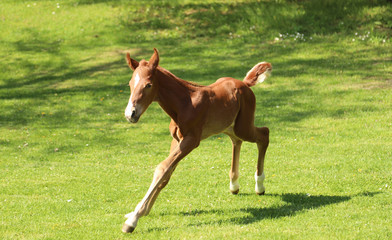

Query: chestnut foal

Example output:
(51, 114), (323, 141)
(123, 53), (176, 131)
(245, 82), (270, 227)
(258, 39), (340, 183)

(123, 48), (272, 233)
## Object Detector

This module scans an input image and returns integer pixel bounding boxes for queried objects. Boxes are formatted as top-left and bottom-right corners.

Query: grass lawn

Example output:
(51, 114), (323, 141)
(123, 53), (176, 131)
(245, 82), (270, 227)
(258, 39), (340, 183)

(1, 0), (391, 239)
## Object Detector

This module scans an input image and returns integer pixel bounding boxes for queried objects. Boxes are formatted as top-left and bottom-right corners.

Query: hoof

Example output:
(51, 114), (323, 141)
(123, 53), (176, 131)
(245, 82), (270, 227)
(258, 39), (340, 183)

(122, 224), (135, 233)
(231, 189), (239, 195)
(256, 191), (265, 196)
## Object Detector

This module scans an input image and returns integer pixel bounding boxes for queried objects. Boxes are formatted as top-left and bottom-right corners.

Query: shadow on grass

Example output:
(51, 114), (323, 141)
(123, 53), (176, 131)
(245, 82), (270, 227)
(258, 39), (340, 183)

(181, 191), (380, 227)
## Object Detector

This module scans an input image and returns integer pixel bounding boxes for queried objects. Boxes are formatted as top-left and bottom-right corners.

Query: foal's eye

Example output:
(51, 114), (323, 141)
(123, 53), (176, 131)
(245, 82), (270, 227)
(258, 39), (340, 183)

(145, 83), (152, 89)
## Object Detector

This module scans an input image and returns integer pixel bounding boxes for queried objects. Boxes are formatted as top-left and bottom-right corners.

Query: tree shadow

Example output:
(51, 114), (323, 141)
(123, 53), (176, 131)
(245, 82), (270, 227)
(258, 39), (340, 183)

(118, 0), (391, 43)
(0, 27), (127, 93)
(2, 0), (390, 128)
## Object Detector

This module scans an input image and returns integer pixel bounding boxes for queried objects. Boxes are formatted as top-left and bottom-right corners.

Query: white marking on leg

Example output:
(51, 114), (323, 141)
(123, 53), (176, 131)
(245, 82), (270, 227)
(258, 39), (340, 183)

(230, 179), (240, 193)
(124, 200), (144, 228)
(255, 171), (265, 194)
(124, 166), (172, 229)
(124, 211), (139, 229)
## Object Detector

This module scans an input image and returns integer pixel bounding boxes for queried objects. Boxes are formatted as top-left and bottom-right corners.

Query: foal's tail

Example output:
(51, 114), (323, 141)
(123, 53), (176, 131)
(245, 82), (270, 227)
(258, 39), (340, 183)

(243, 62), (272, 87)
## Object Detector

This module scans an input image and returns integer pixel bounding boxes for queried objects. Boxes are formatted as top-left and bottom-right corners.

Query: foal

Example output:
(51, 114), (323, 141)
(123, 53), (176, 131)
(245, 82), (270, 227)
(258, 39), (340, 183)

(123, 48), (272, 233)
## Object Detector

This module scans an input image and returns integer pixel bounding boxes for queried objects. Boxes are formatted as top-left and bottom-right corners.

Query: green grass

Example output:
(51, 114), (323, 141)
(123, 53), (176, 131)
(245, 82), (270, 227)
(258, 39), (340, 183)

(1, 0), (391, 239)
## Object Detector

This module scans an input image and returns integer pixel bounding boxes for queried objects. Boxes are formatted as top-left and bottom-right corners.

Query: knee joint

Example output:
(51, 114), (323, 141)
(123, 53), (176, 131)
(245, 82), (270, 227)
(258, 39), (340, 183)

(257, 127), (269, 144)
(261, 127), (269, 136)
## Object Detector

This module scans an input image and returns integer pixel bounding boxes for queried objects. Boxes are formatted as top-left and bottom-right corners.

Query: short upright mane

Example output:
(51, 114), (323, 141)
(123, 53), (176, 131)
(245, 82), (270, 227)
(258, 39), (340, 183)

(157, 66), (203, 88)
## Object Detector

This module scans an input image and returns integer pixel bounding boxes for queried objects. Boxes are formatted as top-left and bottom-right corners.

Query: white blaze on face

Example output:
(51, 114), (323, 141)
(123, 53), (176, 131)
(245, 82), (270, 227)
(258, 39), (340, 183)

(134, 73), (140, 88)
(124, 93), (134, 118)
(124, 73), (140, 119)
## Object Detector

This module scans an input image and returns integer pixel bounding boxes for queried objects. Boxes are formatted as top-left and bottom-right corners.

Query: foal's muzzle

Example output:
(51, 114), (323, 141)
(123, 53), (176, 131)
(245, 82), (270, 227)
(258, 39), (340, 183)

(125, 106), (140, 123)
(129, 110), (140, 123)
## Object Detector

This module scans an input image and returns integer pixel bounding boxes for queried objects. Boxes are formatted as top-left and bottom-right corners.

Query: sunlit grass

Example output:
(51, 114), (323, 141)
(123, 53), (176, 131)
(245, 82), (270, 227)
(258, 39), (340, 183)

(1, 0), (391, 239)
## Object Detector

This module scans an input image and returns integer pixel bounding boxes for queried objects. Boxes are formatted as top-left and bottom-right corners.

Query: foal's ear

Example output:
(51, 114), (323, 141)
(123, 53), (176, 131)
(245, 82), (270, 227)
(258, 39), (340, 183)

(148, 48), (159, 69)
(126, 53), (139, 71)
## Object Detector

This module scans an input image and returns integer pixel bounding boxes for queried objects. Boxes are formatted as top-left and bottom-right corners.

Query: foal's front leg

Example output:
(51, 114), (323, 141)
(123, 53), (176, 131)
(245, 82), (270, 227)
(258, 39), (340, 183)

(123, 136), (199, 233)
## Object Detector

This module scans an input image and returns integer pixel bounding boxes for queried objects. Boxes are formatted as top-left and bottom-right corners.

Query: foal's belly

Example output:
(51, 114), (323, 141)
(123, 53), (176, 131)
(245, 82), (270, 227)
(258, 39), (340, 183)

(200, 77), (243, 140)
(200, 118), (236, 140)
(200, 102), (239, 140)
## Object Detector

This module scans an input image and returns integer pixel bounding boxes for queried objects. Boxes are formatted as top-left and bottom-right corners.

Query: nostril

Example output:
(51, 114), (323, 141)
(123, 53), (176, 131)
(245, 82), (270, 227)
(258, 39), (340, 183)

(131, 110), (136, 118)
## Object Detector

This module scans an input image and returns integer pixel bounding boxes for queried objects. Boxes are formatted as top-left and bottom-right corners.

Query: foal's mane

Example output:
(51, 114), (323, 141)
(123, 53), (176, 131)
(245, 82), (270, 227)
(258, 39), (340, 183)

(157, 66), (203, 88)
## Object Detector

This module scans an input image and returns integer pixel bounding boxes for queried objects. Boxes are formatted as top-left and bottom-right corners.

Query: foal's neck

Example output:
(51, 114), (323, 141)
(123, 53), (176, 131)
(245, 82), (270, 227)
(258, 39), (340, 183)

(155, 67), (200, 121)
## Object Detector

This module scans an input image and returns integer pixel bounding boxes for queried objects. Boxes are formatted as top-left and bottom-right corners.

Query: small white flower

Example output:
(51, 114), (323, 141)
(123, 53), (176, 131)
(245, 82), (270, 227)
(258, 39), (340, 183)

(52, 11), (56, 14)
(67, 199), (73, 202)
(383, 39), (386, 43)
(27, 4), (31, 7)
(352, 39), (355, 42)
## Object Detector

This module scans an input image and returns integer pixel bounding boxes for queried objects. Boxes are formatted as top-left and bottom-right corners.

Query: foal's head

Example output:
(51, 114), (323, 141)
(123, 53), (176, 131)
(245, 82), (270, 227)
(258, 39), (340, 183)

(124, 48), (160, 123)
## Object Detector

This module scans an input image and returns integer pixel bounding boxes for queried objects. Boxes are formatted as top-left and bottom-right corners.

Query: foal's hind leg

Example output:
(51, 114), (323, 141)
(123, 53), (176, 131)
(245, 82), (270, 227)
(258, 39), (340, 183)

(233, 103), (269, 194)
(228, 135), (242, 194)
(255, 127), (269, 195)
(234, 124), (269, 195)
